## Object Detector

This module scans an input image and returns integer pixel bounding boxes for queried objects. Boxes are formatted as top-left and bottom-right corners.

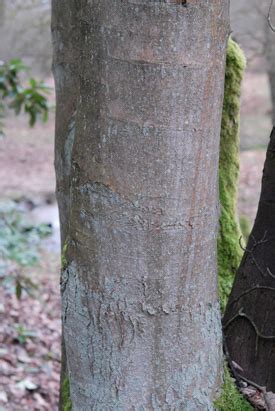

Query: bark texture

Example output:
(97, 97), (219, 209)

(52, 1), (80, 409)
(53, 1), (230, 409)
(223, 127), (275, 391)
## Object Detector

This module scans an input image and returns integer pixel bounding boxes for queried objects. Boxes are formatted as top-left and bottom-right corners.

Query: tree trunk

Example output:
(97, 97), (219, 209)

(52, 1), (229, 409)
(265, 10), (275, 125)
(51, 1), (80, 408)
(223, 127), (275, 390)
(0, 0), (5, 25)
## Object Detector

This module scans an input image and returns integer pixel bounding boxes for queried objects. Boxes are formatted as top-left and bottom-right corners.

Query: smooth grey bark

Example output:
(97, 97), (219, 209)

(52, 0), (80, 246)
(52, 1), (230, 410)
(52, 1), (80, 408)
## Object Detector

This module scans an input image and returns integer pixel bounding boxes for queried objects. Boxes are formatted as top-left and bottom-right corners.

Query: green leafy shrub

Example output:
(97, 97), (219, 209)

(0, 202), (51, 267)
(0, 201), (52, 297)
(0, 58), (50, 136)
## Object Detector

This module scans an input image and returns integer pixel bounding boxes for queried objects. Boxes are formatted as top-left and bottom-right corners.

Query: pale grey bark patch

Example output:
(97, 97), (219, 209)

(64, 114), (76, 177)
(63, 262), (222, 411)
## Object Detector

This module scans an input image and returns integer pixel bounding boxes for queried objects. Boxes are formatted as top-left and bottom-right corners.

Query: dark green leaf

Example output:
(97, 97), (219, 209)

(15, 279), (22, 300)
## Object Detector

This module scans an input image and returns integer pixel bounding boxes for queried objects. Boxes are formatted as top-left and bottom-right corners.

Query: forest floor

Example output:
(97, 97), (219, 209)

(0, 78), (62, 410)
(0, 71), (272, 410)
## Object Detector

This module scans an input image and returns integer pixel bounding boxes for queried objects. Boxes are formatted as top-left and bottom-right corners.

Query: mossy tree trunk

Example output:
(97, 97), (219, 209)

(218, 38), (246, 310)
(216, 39), (253, 411)
(52, 1), (230, 409)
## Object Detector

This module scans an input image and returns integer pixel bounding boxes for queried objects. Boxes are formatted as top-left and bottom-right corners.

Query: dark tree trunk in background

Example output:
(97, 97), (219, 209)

(223, 127), (275, 390)
(52, 1), (229, 409)
(266, 3), (275, 124)
(0, 1), (4, 23)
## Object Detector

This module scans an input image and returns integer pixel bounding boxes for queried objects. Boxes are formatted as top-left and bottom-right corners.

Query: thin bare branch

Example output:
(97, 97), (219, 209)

(223, 308), (275, 340)
(267, 267), (275, 279)
(237, 374), (266, 393)
(268, 0), (275, 32)
(226, 285), (275, 308)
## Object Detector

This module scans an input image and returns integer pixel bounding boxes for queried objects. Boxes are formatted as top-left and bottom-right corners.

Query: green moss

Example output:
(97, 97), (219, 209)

(215, 365), (253, 411)
(61, 239), (69, 271)
(61, 376), (72, 411)
(216, 38), (252, 411)
(239, 215), (251, 243)
(218, 38), (246, 311)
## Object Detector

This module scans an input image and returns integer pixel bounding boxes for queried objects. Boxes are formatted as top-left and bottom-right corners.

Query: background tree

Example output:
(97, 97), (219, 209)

(0, 0), (5, 25)
(223, 127), (275, 391)
(52, 1), (230, 409)
(222, 2), (275, 395)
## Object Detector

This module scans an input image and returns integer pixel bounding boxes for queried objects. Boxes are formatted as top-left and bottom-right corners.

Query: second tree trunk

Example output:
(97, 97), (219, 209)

(224, 128), (275, 390)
